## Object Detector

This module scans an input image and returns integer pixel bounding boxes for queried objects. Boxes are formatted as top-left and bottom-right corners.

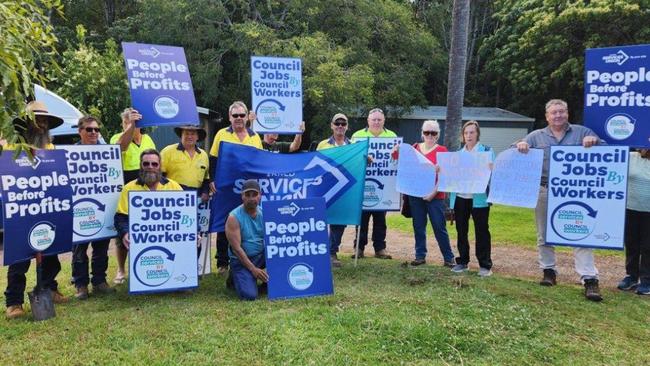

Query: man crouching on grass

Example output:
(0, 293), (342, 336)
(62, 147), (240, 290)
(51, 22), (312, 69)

(225, 179), (268, 300)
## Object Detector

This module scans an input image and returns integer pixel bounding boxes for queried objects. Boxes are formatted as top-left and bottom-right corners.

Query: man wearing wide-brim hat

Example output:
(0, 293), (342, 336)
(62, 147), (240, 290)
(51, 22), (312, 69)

(160, 125), (210, 200)
(2, 100), (69, 320)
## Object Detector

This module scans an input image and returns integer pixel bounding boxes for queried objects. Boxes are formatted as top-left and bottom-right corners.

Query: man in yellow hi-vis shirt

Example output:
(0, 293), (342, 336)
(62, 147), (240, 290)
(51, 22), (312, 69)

(113, 149), (182, 250)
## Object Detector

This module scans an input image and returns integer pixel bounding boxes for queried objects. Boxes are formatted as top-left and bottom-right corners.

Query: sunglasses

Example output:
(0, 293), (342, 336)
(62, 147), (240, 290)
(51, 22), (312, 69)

(423, 131), (439, 136)
(142, 161), (160, 167)
(333, 121), (348, 127)
(84, 127), (101, 133)
(232, 113), (247, 119)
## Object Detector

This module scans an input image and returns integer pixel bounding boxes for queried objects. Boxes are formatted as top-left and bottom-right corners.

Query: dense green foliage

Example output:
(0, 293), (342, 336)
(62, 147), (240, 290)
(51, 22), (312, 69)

(0, 0), (61, 145)
(3, 1), (650, 141)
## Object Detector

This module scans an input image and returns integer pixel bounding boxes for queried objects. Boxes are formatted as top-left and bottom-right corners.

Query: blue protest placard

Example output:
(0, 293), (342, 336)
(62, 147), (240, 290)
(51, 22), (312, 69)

(546, 146), (628, 250)
(263, 198), (333, 300)
(584, 44), (650, 147)
(209, 141), (368, 232)
(251, 56), (303, 134)
(352, 137), (402, 211)
(56, 145), (123, 243)
(128, 191), (198, 293)
(1, 150), (73, 265)
(122, 42), (199, 127)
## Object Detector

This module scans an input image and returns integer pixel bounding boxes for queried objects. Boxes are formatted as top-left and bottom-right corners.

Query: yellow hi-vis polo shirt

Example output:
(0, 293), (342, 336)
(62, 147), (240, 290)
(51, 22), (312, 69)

(160, 143), (209, 189)
(116, 176), (183, 215)
(110, 133), (156, 171)
(316, 136), (351, 151)
(209, 126), (263, 158)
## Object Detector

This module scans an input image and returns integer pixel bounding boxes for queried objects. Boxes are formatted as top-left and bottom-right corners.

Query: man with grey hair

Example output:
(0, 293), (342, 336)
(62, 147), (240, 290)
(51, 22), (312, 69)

(209, 101), (263, 274)
(515, 99), (604, 301)
(114, 149), (183, 250)
(350, 108), (397, 259)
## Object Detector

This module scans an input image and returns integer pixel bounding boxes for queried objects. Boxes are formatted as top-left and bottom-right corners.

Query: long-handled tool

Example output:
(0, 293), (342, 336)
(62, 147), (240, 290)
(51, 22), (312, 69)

(27, 252), (56, 321)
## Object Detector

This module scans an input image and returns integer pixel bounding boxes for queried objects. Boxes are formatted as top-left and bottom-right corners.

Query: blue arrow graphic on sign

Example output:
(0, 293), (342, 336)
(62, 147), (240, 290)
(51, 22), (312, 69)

(257, 99), (286, 112)
(132, 246), (176, 287)
(366, 178), (385, 190)
(73, 197), (106, 212)
(550, 201), (597, 242)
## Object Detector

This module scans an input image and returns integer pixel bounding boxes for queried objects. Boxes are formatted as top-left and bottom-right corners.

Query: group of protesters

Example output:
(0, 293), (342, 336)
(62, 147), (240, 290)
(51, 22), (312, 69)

(2, 97), (649, 318)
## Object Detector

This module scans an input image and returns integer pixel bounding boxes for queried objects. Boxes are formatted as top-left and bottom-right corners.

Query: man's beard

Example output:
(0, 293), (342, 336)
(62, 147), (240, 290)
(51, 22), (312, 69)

(139, 170), (161, 185)
(24, 128), (51, 148)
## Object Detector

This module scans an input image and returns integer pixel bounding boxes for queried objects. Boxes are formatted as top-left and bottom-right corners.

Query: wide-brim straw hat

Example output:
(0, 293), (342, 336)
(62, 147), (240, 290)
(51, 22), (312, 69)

(13, 100), (64, 132)
(174, 125), (206, 141)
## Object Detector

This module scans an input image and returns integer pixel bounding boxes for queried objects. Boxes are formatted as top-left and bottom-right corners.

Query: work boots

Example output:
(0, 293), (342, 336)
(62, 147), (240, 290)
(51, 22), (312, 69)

(584, 279), (603, 302)
(539, 269), (557, 286)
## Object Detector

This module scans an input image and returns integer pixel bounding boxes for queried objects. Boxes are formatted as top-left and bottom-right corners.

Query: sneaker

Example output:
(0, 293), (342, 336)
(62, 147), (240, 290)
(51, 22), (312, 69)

(539, 269), (557, 286)
(75, 286), (89, 300)
(5, 305), (25, 319)
(410, 258), (426, 266)
(374, 249), (392, 260)
(478, 267), (492, 277)
(93, 282), (116, 294)
(350, 252), (364, 259)
(584, 279), (603, 302)
(617, 276), (638, 291)
(451, 264), (468, 273)
(443, 261), (455, 268)
(331, 254), (342, 268)
(51, 290), (69, 304)
(636, 283), (650, 295)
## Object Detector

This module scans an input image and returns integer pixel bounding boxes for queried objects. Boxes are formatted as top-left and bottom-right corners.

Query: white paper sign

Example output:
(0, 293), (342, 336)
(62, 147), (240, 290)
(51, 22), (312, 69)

(437, 151), (492, 193)
(545, 146), (628, 249)
(488, 148), (544, 208)
(396, 143), (437, 197)
(129, 191), (199, 293)
(57, 144), (123, 243)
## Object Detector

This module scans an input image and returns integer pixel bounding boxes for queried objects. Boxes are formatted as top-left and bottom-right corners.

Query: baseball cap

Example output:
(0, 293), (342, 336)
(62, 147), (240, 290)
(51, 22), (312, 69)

(242, 179), (260, 193)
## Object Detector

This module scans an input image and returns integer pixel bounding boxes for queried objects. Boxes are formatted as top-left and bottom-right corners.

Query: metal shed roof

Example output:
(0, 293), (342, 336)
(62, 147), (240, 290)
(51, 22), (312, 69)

(400, 106), (534, 123)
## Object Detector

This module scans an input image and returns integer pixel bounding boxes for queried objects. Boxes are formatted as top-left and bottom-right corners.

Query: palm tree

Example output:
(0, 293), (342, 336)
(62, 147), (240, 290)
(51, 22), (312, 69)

(445, 0), (470, 151)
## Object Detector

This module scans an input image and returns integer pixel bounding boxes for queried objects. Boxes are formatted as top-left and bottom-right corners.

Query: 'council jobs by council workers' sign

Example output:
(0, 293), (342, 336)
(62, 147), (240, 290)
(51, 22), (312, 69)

(250, 56), (303, 134)
(263, 198), (333, 300)
(128, 191), (198, 294)
(56, 145), (124, 243)
(584, 44), (650, 147)
(352, 137), (402, 211)
(546, 146), (628, 250)
(122, 42), (199, 128)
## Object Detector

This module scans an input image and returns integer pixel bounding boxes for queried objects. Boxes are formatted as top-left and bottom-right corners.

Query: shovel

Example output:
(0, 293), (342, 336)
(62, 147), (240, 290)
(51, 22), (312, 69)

(27, 252), (56, 321)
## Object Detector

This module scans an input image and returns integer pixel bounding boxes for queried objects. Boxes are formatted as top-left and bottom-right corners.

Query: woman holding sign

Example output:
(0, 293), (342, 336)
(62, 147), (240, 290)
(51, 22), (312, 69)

(449, 121), (495, 277)
(619, 149), (650, 295)
(408, 120), (456, 268)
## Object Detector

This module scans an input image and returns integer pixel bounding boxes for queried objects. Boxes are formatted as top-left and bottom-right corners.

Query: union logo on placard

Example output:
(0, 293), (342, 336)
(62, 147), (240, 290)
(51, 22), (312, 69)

(605, 114), (635, 140)
(601, 50), (629, 66)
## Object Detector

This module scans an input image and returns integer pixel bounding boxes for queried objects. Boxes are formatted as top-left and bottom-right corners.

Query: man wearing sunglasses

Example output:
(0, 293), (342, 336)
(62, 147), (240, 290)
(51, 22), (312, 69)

(209, 101), (264, 275)
(225, 179), (268, 300)
(316, 113), (352, 268)
(114, 149), (183, 251)
(350, 108), (397, 260)
(71, 116), (116, 300)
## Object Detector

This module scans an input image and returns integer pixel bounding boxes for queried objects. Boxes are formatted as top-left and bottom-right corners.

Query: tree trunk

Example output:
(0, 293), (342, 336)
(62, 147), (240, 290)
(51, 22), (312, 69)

(104, 0), (116, 27)
(445, 0), (470, 152)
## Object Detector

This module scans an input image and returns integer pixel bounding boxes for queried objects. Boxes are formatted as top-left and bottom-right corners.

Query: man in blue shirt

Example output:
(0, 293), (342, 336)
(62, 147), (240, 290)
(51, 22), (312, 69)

(225, 179), (268, 300)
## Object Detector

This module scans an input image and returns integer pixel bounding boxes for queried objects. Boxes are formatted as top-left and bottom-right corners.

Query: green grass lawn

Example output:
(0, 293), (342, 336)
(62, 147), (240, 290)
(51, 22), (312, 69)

(387, 205), (623, 257)
(1, 258), (648, 364)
